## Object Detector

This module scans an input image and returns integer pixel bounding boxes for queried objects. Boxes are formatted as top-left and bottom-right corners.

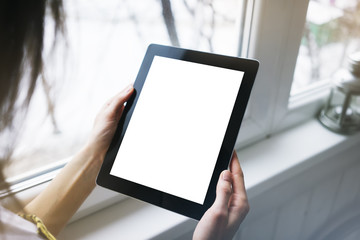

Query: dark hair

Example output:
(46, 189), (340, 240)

(0, 0), (65, 204)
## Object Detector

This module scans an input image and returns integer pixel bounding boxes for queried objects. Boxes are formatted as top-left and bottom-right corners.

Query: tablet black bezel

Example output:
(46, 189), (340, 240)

(96, 44), (259, 220)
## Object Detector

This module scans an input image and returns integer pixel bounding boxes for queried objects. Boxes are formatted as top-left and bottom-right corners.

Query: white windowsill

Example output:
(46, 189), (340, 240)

(56, 119), (360, 239)
(240, 120), (357, 199)
(6, 119), (359, 238)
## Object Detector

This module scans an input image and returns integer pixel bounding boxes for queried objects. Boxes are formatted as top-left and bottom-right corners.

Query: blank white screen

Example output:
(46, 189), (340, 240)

(110, 56), (244, 204)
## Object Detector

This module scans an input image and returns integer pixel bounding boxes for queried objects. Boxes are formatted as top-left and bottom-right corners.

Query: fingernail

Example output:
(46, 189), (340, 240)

(222, 171), (232, 182)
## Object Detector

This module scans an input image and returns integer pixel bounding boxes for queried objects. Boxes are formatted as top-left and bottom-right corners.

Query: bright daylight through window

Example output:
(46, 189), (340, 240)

(292, 0), (360, 96)
(5, 0), (244, 181)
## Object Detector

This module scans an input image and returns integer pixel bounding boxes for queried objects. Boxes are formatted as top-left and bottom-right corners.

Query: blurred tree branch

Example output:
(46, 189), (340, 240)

(41, 71), (60, 134)
(161, 0), (180, 46)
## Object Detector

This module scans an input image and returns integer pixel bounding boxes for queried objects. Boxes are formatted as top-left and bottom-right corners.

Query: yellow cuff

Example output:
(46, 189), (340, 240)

(18, 213), (56, 240)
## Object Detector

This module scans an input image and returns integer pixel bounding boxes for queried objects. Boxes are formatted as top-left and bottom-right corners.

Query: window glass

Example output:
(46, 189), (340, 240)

(291, 0), (360, 96)
(6, 0), (243, 179)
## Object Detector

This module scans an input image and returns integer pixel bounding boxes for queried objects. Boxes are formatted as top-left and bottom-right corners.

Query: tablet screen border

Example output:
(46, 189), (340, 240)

(96, 44), (259, 220)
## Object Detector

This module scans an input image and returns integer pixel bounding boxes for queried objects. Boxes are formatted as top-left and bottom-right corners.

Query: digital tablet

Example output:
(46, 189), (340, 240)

(96, 44), (259, 220)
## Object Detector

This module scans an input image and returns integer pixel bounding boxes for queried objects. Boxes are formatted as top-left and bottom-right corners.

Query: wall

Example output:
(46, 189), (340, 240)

(236, 143), (360, 240)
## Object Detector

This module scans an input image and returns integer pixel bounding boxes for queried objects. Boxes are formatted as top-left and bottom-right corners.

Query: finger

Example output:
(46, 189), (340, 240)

(107, 85), (134, 118)
(226, 152), (249, 230)
(212, 170), (233, 212)
(229, 151), (246, 197)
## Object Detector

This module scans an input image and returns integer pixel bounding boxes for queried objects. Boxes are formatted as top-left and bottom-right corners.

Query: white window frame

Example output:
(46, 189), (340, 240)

(235, 0), (331, 149)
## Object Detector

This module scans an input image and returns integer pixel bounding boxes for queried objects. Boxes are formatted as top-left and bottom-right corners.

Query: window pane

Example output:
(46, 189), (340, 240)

(6, 0), (243, 179)
(291, 0), (360, 96)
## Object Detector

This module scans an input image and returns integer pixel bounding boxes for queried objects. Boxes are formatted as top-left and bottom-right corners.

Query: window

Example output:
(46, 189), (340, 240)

(6, 0), (247, 181)
(235, 0), (360, 149)
(7, 0), (353, 189)
(292, 0), (360, 96)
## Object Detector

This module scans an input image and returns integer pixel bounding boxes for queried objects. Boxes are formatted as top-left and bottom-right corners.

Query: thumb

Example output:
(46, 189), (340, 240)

(107, 84), (134, 119)
(213, 170), (233, 211)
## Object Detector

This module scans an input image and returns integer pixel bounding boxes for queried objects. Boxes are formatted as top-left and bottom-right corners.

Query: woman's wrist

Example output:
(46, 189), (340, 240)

(23, 144), (105, 235)
(80, 143), (106, 168)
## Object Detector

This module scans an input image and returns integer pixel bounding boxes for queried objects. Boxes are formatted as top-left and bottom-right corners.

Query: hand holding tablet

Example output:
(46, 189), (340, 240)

(97, 44), (258, 220)
(193, 151), (249, 239)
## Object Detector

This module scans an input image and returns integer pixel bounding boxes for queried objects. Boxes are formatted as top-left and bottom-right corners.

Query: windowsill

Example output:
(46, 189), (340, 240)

(5, 119), (359, 238)
(57, 119), (360, 239)
(240, 119), (356, 199)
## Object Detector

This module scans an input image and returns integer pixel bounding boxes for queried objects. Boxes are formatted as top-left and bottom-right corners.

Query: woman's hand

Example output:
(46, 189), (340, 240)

(86, 84), (134, 161)
(193, 151), (249, 240)
(23, 85), (135, 236)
